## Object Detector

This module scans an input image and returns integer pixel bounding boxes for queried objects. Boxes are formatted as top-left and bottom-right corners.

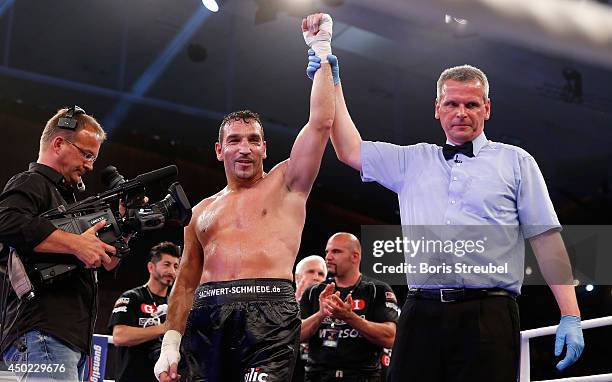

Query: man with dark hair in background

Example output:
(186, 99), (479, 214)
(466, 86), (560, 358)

(0, 106), (118, 381)
(109, 241), (181, 382)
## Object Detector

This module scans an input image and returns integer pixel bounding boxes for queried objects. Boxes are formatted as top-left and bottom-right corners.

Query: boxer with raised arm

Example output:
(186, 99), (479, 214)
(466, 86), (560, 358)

(154, 13), (335, 382)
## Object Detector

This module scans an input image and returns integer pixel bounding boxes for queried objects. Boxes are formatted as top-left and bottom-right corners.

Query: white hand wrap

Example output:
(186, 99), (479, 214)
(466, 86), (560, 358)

(154, 330), (182, 381)
(303, 13), (333, 63)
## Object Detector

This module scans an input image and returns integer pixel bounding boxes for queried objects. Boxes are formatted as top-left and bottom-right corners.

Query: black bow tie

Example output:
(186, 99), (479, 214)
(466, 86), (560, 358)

(443, 141), (474, 160)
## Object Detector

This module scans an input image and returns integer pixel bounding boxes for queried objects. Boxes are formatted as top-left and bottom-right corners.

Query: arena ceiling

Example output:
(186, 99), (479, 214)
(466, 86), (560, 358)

(0, 0), (610, 223)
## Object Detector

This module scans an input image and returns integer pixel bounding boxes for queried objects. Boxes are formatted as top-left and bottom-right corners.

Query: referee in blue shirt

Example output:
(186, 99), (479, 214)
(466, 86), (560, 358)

(306, 53), (584, 381)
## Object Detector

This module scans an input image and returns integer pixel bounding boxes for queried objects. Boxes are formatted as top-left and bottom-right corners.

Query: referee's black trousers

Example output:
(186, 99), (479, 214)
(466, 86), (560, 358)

(387, 295), (520, 382)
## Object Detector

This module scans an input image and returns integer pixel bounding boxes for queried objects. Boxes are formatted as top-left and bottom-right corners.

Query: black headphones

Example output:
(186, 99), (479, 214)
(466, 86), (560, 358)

(56, 105), (86, 130)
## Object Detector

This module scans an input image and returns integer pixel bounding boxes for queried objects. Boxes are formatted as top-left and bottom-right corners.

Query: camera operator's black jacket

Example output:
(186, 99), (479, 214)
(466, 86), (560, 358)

(0, 163), (97, 356)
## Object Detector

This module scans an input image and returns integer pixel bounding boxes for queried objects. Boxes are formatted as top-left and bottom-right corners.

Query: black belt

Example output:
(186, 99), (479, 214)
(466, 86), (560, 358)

(407, 288), (516, 303)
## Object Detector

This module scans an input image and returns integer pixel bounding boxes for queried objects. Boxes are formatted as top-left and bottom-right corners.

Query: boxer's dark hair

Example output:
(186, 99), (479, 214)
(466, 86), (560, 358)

(149, 241), (180, 264)
(218, 110), (264, 144)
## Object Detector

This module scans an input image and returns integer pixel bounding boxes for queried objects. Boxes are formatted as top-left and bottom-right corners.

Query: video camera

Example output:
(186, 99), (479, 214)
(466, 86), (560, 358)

(42, 164), (191, 257)
(9, 165), (192, 295)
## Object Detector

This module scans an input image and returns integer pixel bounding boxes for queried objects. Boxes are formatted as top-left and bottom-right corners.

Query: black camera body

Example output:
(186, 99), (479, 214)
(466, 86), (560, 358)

(26, 208), (127, 286)
(45, 181), (191, 260)
(27, 165), (192, 286)
(51, 207), (128, 256)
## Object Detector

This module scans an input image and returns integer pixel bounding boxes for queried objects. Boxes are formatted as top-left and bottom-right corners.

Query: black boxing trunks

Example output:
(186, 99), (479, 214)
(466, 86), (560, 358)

(182, 278), (300, 382)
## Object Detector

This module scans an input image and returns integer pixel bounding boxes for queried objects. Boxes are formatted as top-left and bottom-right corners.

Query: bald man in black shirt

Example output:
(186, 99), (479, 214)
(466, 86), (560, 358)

(300, 233), (399, 381)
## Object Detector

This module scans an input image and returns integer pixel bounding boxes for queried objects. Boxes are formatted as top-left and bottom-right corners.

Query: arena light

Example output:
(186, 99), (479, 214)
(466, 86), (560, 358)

(202, 0), (219, 12)
(586, 284), (594, 292)
(445, 14), (468, 25)
(444, 14), (475, 38)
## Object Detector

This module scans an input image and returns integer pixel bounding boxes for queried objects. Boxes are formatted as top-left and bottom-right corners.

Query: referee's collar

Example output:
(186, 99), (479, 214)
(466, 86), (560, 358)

(445, 132), (488, 157)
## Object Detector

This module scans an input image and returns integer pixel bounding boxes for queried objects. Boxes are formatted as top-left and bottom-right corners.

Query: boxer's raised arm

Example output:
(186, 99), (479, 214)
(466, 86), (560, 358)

(305, 51), (362, 172)
(285, 13), (335, 194)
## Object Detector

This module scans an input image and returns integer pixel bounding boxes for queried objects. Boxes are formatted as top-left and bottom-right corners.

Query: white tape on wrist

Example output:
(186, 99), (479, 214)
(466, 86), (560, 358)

(312, 41), (332, 64)
(154, 330), (182, 381)
(303, 13), (333, 63)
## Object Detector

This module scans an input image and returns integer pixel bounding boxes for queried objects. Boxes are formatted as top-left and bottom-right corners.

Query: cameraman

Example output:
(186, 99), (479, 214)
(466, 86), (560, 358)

(109, 241), (180, 382)
(0, 106), (118, 381)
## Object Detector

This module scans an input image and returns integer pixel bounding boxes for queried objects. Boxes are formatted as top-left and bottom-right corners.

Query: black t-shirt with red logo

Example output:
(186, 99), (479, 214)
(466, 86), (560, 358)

(381, 347), (392, 381)
(300, 275), (400, 374)
(108, 285), (168, 382)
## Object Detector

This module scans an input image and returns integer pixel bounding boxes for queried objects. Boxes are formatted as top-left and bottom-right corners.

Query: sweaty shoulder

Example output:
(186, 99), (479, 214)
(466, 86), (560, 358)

(269, 159), (289, 173)
(258, 160), (294, 190)
(268, 159), (291, 183)
(188, 193), (220, 231)
(192, 189), (227, 213)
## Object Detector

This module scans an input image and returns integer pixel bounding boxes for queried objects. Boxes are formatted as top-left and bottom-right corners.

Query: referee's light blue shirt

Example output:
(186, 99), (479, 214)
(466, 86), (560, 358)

(361, 132), (560, 294)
